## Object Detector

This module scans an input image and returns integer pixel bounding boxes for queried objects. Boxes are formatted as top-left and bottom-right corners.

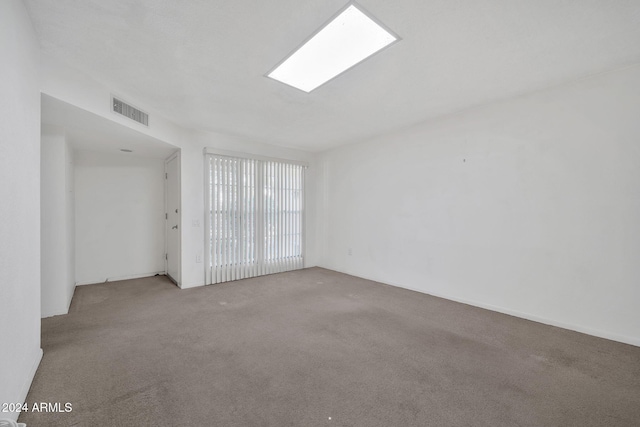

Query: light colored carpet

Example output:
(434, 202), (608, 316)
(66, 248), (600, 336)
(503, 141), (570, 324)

(21, 267), (640, 426)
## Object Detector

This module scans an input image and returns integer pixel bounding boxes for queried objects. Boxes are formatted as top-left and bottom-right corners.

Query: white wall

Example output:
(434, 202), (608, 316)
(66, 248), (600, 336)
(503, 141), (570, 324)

(75, 151), (166, 284)
(319, 65), (640, 346)
(41, 55), (318, 288)
(41, 125), (76, 317)
(0, 0), (43, 420)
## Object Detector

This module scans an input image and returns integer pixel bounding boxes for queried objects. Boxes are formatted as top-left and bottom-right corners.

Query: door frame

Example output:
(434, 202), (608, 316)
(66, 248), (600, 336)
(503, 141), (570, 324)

(165, 150), (182, 287)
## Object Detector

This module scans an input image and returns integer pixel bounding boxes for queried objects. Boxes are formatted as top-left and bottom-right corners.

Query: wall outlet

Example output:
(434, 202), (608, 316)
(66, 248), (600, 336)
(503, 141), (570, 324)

(348, 248), (352, 256)
(196, 254), (202, 263)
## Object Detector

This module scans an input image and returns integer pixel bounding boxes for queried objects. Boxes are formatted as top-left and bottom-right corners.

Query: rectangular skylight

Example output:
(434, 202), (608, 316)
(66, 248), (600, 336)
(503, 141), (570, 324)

(267, 3), (399, 93)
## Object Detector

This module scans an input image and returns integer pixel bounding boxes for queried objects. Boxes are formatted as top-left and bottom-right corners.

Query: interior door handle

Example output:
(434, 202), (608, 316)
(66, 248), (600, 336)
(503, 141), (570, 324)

(172, 225), (178, 230)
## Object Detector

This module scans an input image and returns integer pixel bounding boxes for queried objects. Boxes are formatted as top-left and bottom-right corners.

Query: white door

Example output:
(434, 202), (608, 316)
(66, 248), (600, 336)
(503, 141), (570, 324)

(165, 152), (181, 285)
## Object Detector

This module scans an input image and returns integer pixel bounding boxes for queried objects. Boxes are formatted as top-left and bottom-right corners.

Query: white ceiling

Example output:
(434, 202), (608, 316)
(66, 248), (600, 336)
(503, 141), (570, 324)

(26, 0), (640, 152)
(42, 94), (179, 159)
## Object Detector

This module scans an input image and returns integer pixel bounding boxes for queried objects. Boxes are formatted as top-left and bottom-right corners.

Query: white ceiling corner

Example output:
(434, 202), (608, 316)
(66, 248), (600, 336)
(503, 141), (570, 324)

(41, 94), (179, 159)
(25, 0), (640, 152)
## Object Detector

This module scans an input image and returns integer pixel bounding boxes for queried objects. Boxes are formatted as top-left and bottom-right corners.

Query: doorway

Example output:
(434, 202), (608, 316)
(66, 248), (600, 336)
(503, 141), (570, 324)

(165, 151), (181, 286)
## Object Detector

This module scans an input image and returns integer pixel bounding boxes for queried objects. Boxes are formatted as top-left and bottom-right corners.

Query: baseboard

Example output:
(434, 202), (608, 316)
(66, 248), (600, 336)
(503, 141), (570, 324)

(323, 266), (640, 348)
(5, 348), (43, 421)
(76, 271), (165, 286)
(65, 284), (76, 313)
(41, 283), (77, 319)
(179, 281), (203, 290)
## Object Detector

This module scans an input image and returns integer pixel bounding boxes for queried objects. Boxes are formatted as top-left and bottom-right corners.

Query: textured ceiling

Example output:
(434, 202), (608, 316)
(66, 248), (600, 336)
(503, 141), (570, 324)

(25, 0), (640, 152)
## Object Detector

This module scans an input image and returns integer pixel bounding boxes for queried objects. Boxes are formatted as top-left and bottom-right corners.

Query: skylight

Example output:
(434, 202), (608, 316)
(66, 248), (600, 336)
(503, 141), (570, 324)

(267, 3), (399, 93)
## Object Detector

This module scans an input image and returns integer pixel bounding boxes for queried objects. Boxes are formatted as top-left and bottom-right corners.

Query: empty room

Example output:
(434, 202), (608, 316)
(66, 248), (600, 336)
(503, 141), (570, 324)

(1, 0), (639, 426)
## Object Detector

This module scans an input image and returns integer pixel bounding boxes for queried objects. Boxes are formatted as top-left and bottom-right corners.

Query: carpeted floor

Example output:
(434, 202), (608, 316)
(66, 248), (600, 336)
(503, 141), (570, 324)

(20, 267), (640, 426)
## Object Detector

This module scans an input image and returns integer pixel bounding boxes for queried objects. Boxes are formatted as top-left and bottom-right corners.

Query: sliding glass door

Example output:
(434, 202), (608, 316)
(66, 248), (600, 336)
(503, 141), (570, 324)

(205, 152), (305, 284)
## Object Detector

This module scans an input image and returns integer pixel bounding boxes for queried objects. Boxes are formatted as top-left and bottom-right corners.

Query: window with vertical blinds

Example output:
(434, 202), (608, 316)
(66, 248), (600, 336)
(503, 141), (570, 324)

(205, 151), (306, 284)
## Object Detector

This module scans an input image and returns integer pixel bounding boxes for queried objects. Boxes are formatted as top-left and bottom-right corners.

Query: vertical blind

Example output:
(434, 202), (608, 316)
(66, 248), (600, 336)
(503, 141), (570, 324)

(205, 153), (306, 284)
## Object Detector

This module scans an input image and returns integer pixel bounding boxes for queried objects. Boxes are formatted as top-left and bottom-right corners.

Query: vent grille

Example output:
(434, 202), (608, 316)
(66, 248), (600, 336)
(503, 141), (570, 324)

(112, 97), (149, 126)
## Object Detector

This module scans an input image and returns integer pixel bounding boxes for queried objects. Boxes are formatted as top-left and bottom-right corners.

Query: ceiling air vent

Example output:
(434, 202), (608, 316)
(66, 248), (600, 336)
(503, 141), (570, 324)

(112, 96), (149, 126)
